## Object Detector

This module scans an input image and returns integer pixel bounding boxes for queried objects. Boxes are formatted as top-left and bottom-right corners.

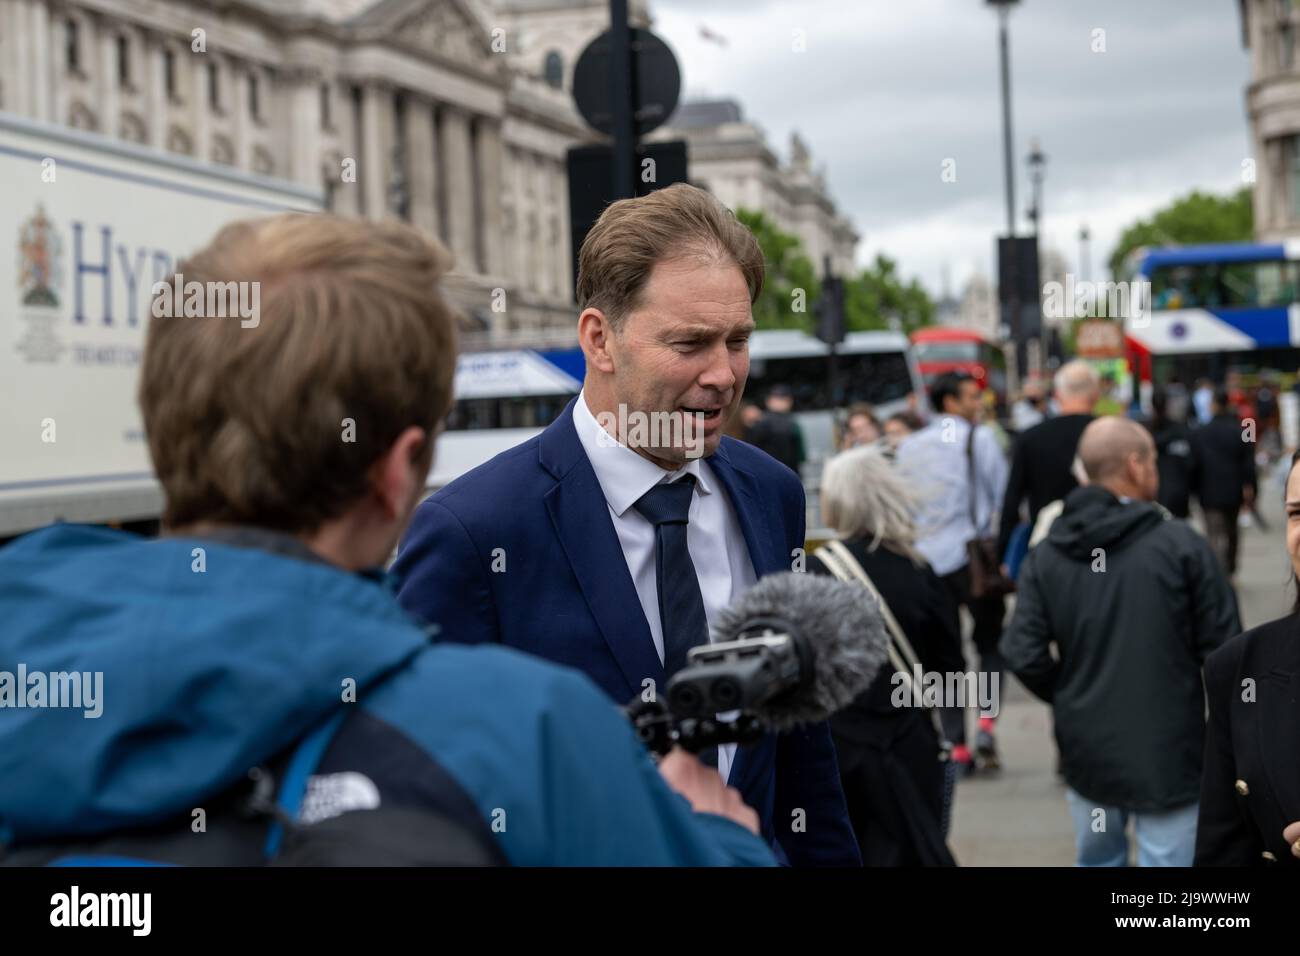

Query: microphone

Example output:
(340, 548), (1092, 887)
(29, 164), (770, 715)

(628, 572), (889, 753)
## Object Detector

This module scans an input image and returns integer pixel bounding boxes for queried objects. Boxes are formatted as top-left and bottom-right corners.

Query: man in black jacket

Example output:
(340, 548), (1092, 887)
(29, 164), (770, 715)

(1000, 417), (1239, 867)
(746, 384), (806, 475)
(1192, 387), (1258, 580)
(1146, 388), (1197, 518)
(996, 360), (1098, 561)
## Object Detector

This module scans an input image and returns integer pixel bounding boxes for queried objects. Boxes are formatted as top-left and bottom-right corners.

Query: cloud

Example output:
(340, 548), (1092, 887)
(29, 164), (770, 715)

(653, 0), (1251, 293)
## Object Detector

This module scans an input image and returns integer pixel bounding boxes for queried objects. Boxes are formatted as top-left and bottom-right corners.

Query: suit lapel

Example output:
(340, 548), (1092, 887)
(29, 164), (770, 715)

(540, 401), (664, 699)
(707, 439), (789, 577)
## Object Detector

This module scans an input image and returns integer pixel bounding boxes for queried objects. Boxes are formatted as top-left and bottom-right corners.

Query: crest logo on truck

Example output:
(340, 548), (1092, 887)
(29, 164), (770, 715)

(17, 205), (63, 308)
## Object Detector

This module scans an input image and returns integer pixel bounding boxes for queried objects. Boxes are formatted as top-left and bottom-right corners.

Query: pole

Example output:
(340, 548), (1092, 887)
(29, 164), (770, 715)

(609, 0), (635, 200)
(998, 6), (1016, 237)
(1028, 142), (1045, 378)
(822, 255), (842, 409)
(997, 4), (1022, 396)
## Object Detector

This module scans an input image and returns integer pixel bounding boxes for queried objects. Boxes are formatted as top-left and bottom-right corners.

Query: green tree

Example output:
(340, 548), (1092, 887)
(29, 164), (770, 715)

(1107, 187), (1253, 280)
(736, 208), (935, 335)
(736, 208), (819, 330)
(843, 253), (934, 334)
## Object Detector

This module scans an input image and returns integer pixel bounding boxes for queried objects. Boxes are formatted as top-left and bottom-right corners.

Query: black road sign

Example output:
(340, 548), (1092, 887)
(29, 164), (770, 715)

(572, 27), (682, 137)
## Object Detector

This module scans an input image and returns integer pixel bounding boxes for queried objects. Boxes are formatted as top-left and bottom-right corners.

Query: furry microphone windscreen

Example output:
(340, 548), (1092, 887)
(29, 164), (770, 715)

(711, 572), (890, 732)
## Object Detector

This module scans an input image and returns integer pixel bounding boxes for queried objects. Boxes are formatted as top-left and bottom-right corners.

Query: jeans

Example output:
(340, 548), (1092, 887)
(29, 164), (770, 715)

(1064, 788), (1198, 867)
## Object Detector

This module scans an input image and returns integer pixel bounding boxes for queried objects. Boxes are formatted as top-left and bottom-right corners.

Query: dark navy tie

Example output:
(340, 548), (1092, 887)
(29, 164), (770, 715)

(633, 474), (709, 680)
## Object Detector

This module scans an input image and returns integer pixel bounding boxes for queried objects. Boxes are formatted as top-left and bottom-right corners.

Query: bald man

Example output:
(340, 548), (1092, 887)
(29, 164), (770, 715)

(1000, 417), (1238, 868)
(996, 360), (1100, 563)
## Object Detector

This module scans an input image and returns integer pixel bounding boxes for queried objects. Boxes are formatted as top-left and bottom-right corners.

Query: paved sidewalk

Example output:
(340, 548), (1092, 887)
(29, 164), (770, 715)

(947, 467), (1290, 866)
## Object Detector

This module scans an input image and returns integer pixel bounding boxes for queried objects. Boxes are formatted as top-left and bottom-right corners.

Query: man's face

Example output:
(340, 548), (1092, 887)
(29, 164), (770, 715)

(947, 380), (982, 422)
(844, 414), (879, 447)
(605, 257), (754, 465)
(883, 418), (911, 447)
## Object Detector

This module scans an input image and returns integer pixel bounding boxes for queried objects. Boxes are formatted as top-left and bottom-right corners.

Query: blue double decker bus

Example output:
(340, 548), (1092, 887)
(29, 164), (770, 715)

(1124, 241), (1300, 387)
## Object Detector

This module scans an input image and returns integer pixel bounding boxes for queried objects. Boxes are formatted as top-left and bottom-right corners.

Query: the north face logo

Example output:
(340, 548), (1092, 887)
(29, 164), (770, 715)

(299, 772), (381, 824)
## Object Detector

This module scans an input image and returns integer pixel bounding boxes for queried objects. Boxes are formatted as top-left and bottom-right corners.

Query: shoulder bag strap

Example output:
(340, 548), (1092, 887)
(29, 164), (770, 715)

(817, 540), (949, 748)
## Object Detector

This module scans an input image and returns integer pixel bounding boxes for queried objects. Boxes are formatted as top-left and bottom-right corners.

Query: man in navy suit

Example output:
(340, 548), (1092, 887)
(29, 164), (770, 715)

(393, 184), (860, 866)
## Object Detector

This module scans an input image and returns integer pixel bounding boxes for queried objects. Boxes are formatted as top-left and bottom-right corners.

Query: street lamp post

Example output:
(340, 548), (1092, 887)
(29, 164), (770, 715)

(1026, 137), (1046, 375)
(987, 0), (1022, 394)
(1078, 223), (1091, 283)
(1026, 138), (1046, 235)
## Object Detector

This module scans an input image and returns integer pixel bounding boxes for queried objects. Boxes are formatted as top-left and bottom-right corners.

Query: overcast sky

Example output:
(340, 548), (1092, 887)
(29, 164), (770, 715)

(650, 0), (1252, 298)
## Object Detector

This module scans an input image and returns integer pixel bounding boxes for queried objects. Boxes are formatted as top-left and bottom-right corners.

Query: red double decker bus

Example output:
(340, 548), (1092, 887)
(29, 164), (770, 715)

(909, 327), (1007, 407)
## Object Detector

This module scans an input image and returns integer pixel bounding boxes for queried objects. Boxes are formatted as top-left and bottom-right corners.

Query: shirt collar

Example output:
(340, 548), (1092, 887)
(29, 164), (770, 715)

(572, 391), (712, 517)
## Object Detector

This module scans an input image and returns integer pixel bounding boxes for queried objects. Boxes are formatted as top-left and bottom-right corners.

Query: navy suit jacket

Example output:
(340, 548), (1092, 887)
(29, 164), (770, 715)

(392, 400), (861, 866)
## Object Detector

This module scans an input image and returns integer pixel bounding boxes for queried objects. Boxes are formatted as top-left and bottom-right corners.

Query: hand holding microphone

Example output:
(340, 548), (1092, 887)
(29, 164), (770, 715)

(657, 748), (760, 834)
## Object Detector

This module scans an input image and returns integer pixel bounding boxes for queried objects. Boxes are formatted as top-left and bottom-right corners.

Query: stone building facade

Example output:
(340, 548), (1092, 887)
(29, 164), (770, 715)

(1242, 0), (1300, 242)
(0, 0), (600, 343)
(2, 0), (857, 343)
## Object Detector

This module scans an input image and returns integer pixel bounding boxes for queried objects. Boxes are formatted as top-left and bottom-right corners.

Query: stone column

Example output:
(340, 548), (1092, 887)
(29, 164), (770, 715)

(503, 146), (526, 288)
(552, 160), (572, 301)
(476, 119), (506, 277)
(190, 52), (211, 162)
(536, 160), (556, 299)
(405, 95), (439, 238)
(7, 0), (30, 115)
(285, 69), (321, 188)
(145, 36), (166, 150)
(232, 60), (250, 169)
(440, 106), (477, 272)
(95, 19), (118, 138)
(523, 152), (541, 296)
(31, 0), (52, 122)
(359, 82), (387, 219)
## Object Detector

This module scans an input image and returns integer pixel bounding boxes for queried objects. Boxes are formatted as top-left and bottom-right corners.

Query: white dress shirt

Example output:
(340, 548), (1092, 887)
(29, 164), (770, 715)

(894, 415), (1009, 576)
(573, 392), (756, 783)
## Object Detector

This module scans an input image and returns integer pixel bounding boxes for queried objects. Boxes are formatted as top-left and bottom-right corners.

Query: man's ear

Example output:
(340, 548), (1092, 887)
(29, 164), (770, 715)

(372, 426), (431, 520)
(578, 307), (616, 374)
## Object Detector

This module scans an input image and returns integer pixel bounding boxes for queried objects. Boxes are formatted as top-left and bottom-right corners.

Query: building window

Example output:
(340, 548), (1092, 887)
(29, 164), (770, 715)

(164, 49), (177, 101)
(320, 82), (332, 129)
(65, 19), (80, 73)
(117, 35), (130, 87)
(208, 62), (220, 111)
(249, 73), (260, 121)
(544, 51), (563, 89)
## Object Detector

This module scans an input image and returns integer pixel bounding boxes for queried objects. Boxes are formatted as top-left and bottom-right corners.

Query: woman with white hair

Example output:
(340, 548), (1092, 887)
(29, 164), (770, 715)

(808, 445), (964, 866)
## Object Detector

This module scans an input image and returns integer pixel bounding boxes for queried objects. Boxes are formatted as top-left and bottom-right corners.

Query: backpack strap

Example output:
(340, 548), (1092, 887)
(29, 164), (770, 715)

(263, 709), (350, 860)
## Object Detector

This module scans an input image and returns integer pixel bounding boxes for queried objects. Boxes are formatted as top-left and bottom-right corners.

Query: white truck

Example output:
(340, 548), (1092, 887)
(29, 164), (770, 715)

(1, 112), (323, 538)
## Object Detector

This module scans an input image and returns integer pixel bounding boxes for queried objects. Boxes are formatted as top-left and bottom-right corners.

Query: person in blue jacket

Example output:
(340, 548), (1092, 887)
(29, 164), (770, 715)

(0, 214), (772, 867)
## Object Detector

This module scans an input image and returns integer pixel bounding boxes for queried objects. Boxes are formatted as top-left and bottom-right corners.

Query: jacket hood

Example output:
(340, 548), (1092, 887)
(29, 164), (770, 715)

(1046, 485), (1166, 560)
(0, 524), (428, 846)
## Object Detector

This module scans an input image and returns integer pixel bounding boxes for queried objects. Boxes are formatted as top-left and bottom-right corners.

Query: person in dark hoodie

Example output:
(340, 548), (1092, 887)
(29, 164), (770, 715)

(1000, 417), (1239, 867)
(0, 214), (772, 867)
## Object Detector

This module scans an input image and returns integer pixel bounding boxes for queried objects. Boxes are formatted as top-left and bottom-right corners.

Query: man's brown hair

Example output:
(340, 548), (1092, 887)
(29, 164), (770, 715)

(576, 183), (765, 328)
(139, 213), (459, 533)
